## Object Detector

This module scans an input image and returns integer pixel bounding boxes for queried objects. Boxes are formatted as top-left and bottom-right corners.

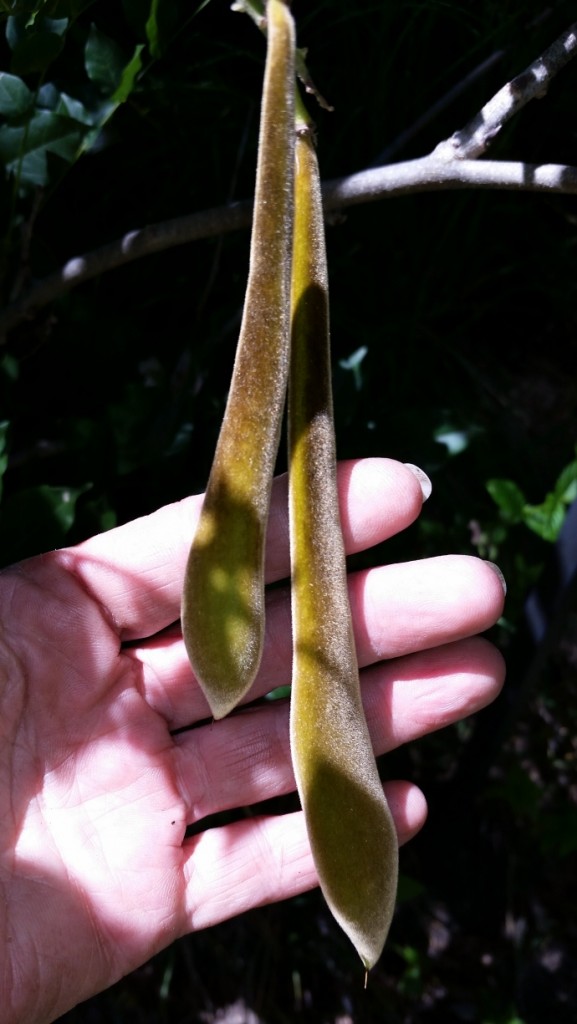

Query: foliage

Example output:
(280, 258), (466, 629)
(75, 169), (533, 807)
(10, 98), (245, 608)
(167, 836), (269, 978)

(1, 0), (577, 1021)
(487, 449), (577, 542)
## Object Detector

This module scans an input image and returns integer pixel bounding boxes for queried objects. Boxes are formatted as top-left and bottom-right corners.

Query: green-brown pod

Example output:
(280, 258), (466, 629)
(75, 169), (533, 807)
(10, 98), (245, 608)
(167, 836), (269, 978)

(288, 121), (399, 971)
(181, 0), (295, 720)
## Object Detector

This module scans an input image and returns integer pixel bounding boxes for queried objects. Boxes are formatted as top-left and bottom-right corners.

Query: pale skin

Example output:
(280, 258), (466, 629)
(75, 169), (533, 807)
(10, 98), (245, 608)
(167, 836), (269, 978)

(0, 458), (506, 1024)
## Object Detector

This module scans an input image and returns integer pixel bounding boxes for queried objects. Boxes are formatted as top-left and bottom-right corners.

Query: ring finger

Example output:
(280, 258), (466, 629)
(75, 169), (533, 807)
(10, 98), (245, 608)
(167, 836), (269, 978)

(172, 635), (505, 824)
(132, 554), (505, 729)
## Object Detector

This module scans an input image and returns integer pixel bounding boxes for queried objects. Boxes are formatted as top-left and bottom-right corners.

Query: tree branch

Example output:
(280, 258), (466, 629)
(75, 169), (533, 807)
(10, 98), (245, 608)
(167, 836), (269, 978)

(321, 158), (577, 206)
(1, 21), (577, 339)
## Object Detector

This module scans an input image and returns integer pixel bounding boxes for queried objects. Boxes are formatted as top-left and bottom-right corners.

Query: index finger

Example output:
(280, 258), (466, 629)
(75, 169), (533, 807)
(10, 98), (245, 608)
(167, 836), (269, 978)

(59, 458), (426, 640)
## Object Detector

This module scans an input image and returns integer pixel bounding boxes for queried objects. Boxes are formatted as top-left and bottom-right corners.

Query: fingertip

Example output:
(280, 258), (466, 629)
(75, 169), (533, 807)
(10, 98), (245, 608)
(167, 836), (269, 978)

(384, 779), (428, 846)
(476, 634), (507, 702)
(483, 560), (507, 600)
(267, 457), (427, 580)
(403, 463), (433, 502)
(470, 556), (507, 626)
(338, 457), (427, 552)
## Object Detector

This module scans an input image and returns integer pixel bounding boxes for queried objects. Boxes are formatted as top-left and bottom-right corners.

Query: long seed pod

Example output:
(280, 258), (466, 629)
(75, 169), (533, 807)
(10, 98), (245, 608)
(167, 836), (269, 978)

(288, 118), (398, 971)
(182, 0), (295, 720)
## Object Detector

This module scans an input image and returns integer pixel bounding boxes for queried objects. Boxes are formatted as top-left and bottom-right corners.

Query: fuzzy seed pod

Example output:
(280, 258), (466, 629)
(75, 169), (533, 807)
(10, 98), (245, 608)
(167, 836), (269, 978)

(182, 0), (295, 720)
(288, 122), (399, 971)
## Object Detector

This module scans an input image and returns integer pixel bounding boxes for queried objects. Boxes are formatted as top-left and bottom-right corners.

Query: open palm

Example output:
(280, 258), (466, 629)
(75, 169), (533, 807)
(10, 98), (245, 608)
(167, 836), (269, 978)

(0, 458), (505, 1024)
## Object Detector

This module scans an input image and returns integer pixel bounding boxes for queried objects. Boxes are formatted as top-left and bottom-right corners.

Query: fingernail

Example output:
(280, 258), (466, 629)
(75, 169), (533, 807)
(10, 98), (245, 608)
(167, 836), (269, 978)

(404, 463), (432, 502)
(484, 560), (507, 597)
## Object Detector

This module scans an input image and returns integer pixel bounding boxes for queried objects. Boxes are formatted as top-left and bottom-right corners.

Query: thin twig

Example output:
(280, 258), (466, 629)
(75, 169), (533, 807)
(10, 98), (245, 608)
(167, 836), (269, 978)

(432, 21), (577, 160)
(371, 49), (505, 166)
(374, 6), (561, 165)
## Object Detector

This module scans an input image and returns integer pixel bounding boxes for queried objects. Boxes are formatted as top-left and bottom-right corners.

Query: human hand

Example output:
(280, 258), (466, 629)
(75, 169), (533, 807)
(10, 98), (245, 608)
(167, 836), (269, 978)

(0, 458), (505, 1024)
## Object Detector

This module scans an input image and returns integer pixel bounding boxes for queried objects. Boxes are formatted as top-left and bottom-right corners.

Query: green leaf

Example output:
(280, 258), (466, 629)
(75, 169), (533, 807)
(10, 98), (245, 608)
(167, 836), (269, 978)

(0, 108), (86, 185)
(44, 483), (89, 532)
(145, 0), (161, 57)
(77, 40), (143, 155)
(553, 457), (577, 505)
(6, 15), (68, 73)
(434, 421), (482, 456)
(84, 23), (126, 93)
(83, 24), (143, 110)
(264, 684), (291, 701)
(36, 80), (59, 107)
(54, 89), (98, 125)
(72, 40), (143, 159)
(35, 81), (96, 127)
(339, 345), (368, 391)
(0, 482), (91, 566)
(111, 43), (144, 103)
(231, 0), (265, 26)
(488, 460), (577, 541)
(0, 71), (33, 117)
(124, 0), (209, 42)
(522, 493), (566, 542)
(486, 478), (526, 522)
(143, 0), (180, 58)
(41, 14), (67, 33)
(0, 353), (19, 381)
(6, 15), (24, 50)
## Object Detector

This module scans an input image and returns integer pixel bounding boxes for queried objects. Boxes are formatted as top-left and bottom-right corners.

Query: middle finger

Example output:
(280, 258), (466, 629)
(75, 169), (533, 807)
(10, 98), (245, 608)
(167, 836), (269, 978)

(132, 554), (505, 729)
(172, 635), (504, 824)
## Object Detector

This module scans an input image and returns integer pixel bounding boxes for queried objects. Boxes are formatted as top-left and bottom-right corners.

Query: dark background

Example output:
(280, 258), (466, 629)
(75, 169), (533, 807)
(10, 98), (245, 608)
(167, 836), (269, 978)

(1, 1), (576, 1020)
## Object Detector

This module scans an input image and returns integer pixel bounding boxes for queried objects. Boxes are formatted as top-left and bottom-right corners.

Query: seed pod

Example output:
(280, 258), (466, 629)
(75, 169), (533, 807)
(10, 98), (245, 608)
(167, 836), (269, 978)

(181, 0), (295, 720)
(288, 120), (398, 971)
